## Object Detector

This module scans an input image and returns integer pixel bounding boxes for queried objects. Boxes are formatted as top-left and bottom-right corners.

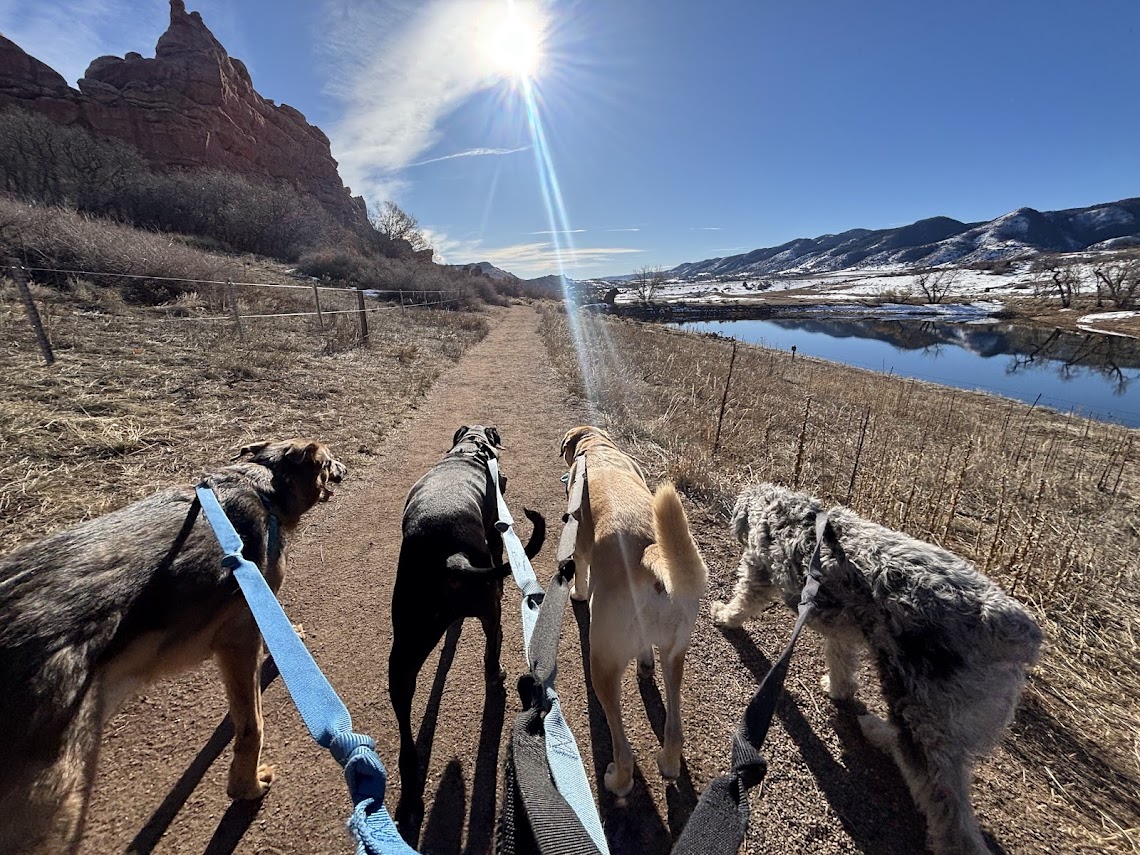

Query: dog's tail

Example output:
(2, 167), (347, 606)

(443, 509), (546, 577)
(650, 482), (707, 600)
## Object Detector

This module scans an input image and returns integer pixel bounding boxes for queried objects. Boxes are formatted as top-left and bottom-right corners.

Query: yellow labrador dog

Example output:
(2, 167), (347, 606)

(560, 426), (707, 797)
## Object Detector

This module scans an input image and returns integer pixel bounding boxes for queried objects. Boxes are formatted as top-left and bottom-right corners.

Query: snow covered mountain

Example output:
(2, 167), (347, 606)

(669, 198), (1140, 278)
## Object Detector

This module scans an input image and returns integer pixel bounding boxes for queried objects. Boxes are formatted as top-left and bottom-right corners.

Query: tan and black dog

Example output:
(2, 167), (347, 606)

(560, 425), (707, 798)
(0, 439), (345, 855)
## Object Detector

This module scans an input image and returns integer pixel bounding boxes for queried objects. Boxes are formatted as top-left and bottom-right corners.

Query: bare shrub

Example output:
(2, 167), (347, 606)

(913, 266), (960, 303)
(632, 265), (665, 305)
(1032, 255), (1086, 308)
(1091, 251), (1140, 309)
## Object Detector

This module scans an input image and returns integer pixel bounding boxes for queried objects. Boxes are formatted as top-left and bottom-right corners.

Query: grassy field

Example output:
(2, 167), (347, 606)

(0, 275), (490, 551)
(539, 304), (1139, 853)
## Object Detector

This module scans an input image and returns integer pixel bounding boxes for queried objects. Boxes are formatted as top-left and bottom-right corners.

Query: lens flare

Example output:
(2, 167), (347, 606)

(520, 77), (618, 402)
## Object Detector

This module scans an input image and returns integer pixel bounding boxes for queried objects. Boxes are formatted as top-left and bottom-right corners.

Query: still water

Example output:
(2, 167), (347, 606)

(677, 316), (1140, 427)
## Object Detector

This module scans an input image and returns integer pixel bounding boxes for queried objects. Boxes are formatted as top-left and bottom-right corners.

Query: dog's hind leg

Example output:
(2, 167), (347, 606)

(636, 648), (655, 679)
(389, 614), (449, 843)
(710, 560), (772, 629)
(859, 714), (989, 855)
(15, 687), (104, 855)
(590, 650), (635, 797)
(215, 625), (274, 800)
(655, 647), (686, 780)
(477, 587), (506, 685)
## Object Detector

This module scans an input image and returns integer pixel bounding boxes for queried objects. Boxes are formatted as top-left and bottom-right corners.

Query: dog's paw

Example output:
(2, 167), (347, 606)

(228, 764), (275, 800)
(858, 713), (895, 753)
(656, 749), (681, 781)
(710, 600), (743, 628)
(604, 762), (634, 798)
(569, 588), (589, 602)
(821, 673), (856, 701)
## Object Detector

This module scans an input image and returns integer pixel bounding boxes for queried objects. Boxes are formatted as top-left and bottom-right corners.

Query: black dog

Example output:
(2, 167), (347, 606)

(388, 425), (544, 841)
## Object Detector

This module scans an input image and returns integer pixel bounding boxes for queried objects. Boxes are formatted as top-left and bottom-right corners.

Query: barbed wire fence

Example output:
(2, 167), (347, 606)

(1, 261), (473, 362)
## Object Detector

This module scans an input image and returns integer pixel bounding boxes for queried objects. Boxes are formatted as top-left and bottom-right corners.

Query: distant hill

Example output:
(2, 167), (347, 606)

(450, 262), (580, 294)
(669, 198), (1140, 279)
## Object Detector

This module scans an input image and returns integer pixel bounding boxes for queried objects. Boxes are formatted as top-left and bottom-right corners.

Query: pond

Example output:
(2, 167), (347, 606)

(676, 316), (1140, 427)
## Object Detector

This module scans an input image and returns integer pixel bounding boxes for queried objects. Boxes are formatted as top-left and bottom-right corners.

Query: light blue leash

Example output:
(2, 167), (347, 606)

(195, 485), (417, 855)
(486, 459), (610, 855)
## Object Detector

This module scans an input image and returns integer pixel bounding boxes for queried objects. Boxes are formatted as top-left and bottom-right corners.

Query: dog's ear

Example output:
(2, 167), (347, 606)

(286, 441), (320, 464)
(452, 426), (469, 447)
(487, 426), (501, 447)
(235, 440), (271, 460)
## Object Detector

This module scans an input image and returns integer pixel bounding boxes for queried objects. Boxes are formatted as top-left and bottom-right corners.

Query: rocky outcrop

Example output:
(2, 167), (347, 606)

(0, 0), (365, 224)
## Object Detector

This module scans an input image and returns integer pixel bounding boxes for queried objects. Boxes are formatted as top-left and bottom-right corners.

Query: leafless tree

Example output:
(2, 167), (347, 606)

(369, 200), (430, 253)
(913, 267), (960, 304)
(1091, 251), (1140, 310)
(1031, 255), (1085, 308)
(631, 265), (665, 304)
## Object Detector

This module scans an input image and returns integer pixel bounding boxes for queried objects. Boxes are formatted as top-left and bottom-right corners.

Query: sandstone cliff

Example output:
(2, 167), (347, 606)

(0, 0), (365, 224)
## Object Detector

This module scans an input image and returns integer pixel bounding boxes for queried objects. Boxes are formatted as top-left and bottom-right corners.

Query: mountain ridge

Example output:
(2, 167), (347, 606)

(667, 197), (1140, 279)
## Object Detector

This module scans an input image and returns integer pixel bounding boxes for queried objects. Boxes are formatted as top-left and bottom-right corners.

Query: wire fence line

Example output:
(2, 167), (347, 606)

(1, 263), (472, 295)
(3, 260), (476, 358)
(171, 297), (466, 322)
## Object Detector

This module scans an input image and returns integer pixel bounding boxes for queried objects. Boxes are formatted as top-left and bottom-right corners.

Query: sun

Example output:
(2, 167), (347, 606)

(483, 3), (544, 81)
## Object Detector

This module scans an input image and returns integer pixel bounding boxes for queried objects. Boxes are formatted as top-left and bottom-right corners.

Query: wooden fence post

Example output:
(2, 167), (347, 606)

(5, 256), (54, 364)
(312, 283), (324, 329)
(355, 288), (369, 342)
(226, 279), (244, 340)
(712, 339), (738, 457)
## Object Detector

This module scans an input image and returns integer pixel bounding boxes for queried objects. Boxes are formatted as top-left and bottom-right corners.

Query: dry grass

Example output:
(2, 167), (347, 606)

(0, 277), (489, 551)
(539, 305), (1140, 854)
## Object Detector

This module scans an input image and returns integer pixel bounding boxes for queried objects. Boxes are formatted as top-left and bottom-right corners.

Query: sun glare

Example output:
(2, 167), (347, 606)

(484, 4), (544, 80)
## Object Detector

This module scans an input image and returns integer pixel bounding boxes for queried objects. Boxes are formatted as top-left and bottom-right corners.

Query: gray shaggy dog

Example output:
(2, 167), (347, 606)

(711, 482), (1042, 855)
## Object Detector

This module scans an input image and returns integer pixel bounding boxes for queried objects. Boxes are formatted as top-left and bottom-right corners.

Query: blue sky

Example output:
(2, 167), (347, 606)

(2, 0), (1138, 278)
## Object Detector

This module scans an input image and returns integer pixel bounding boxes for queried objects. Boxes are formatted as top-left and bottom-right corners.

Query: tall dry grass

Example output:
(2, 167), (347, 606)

(539, 305), (1139, 852)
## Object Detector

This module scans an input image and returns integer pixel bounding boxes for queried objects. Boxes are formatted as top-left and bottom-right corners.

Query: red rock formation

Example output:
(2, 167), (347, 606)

(0, 0), (365, 224)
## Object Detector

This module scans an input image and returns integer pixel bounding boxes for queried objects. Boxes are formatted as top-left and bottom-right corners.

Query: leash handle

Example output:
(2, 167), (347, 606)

(194, 485), (416, 855)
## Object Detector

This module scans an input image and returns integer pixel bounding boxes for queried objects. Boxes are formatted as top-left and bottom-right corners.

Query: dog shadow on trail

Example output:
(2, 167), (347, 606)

(720, 627), (935, 855)
(572, 600), (698, 854)
(126, 656), (282, 855)
(415, 622), (506, 855)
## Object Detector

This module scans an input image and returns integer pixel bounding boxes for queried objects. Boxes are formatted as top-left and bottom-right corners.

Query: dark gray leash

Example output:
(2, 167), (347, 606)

(672, 509), (832, 854)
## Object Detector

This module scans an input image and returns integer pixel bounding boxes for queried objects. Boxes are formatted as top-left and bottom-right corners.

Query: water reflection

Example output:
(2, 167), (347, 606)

(676, 316), (1140, 426)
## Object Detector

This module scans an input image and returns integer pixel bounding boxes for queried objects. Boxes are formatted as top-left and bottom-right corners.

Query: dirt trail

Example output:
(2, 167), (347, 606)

(79, 305), (984, 854)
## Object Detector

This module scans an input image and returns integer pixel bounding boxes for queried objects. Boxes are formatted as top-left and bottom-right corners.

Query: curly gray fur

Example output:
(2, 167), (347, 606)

(712, 482), (1042, 855)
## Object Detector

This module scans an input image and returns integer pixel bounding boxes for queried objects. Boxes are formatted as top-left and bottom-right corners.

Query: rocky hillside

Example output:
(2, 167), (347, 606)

(0, 0), (365, 225)
(671, 197), (1140, 278)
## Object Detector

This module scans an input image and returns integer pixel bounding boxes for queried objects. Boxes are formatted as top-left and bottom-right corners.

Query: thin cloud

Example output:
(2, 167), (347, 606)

(407, 145), (530, 167)
(691, 226), (723, 231)
(422, 228), (641, 277)
(525, 228), (586, 235)
(322, 0), (541, 201)
(605, 227), (641, 232)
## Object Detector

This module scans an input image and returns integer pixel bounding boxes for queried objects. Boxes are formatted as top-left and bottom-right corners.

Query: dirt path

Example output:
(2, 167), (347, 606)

(78, 305), (1028, 854)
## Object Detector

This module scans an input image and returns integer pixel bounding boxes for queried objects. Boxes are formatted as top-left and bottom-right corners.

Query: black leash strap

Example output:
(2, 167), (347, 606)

(556, 454), (586, 576)
(498, 568), (604, 855)
(673, 510), (831, 855)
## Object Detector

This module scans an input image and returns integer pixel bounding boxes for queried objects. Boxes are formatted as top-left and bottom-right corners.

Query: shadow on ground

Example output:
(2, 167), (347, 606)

(125, 657), (281, 855)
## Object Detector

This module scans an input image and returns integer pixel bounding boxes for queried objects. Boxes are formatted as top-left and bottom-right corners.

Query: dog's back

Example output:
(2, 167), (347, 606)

(830, 508), (1042, 666)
